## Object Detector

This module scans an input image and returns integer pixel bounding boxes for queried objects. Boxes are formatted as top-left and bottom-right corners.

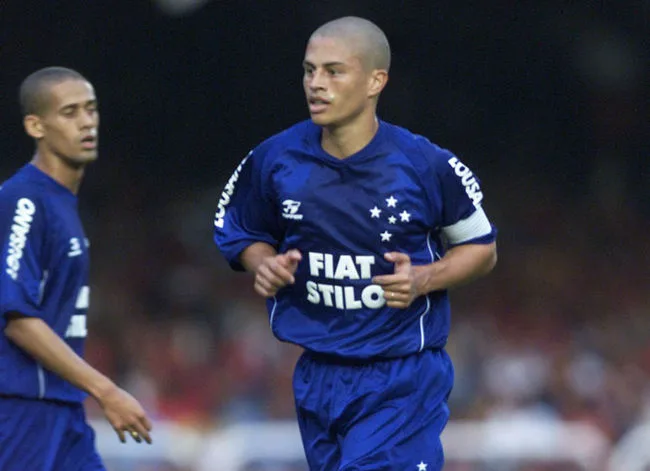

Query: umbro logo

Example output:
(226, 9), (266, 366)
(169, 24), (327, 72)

(68, 237), (83, 257)
(281, 199), (303, 220)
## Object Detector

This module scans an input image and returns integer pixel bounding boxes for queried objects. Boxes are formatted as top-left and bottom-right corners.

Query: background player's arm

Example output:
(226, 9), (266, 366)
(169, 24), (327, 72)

(4, 314), (153, 444)
(240, 243), (302, 297)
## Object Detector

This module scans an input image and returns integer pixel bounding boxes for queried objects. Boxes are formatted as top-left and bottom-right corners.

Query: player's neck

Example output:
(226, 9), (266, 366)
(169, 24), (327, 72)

(31, 153), (85, 195)
(321, 114), (379, 159)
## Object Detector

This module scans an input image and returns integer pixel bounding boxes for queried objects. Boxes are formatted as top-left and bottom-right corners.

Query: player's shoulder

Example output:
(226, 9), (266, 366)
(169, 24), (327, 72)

(250, 120), (313, 161)
(382, 121), (454, 170)
(0, 166), (49, 211)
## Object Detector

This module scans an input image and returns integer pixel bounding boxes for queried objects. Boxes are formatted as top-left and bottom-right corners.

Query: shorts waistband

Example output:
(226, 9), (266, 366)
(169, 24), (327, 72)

(302, 348), (439, 366)
(0, 393), (77, 407)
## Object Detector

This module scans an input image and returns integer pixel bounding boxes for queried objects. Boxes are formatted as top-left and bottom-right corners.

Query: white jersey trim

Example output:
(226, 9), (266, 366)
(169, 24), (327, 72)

(38, 270), (49, 304)
(442, 206), (492, 245)
(418, 232), (438, 352)
(269, 297), (278, 328)
(37, 365), (46, 399)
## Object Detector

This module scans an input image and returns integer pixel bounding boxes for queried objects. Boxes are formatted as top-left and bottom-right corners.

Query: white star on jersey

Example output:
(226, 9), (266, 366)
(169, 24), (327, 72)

(388, 215), (397, 224)
(386, 195), (398, 207)
(417, 462), (428, 471)
(370, 206), (382, 218)
(399, 210), (411, 222)
(380, 231), (392, 242)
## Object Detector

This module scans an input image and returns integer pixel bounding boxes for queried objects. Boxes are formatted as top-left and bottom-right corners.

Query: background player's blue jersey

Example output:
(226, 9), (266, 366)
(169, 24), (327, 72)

(214, 120), (496, 358)
(0, 164), (90, 403)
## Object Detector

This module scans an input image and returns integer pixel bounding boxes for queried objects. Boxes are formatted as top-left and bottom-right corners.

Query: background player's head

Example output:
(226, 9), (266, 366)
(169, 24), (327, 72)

(303, 16), (390, 128)
(20, 67), (99, 168)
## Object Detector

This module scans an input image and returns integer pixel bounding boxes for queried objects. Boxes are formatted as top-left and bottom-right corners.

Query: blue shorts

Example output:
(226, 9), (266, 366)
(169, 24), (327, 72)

(293, 348), (454, 471)
(0, 396), (105, 471)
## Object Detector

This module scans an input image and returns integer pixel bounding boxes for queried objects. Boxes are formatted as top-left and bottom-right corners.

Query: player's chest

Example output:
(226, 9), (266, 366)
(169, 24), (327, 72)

(45, 208), (89, 270)
(271, 161), (430, 243)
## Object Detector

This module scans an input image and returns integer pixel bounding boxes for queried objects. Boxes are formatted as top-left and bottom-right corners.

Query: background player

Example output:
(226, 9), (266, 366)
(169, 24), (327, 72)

(214, 17), (497, 471)
(0, 67), (152, 471)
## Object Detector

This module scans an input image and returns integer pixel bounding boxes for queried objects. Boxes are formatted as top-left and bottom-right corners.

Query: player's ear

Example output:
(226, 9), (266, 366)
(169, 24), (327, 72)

(367, 69), (388, 99)
(24, 115), (45, 140)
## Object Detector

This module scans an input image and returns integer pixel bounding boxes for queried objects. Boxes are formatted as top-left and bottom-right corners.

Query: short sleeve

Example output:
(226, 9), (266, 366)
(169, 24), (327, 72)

(213, 150), (282, 270)
(0, 192), (46, 321)
(422, 143), (497, 246)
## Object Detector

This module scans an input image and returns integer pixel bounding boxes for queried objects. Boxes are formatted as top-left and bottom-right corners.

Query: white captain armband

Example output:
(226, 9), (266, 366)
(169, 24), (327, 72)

(441, 206), (492, 245)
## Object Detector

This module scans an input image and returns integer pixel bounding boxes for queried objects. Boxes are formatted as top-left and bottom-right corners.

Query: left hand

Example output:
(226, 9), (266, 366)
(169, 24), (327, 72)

(372, 252), (423, 309)
(97, 384), (153, 444)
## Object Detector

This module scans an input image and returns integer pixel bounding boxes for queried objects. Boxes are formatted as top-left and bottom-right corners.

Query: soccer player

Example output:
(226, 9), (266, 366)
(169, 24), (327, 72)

(0, 67), (152, 470)
(213, 17), (497, 471)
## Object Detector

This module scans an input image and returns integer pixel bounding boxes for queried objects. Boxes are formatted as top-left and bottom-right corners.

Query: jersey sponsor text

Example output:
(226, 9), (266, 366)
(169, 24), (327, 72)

(306, 252), (386, 310)
(447, 156), (483, 206)
(214, 153), (251, 229)
(5, 198), (36, 280)
(65, 314), (87, 338)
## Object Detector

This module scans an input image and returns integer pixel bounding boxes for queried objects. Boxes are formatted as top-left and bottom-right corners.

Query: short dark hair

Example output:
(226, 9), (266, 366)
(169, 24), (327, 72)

(19, 67), (88, 116)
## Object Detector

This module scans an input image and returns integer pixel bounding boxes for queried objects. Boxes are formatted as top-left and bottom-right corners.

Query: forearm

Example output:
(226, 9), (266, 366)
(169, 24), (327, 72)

(416, 242), (497, 294)
(239, 242), (278, 273)
(4, 315), (116, 400)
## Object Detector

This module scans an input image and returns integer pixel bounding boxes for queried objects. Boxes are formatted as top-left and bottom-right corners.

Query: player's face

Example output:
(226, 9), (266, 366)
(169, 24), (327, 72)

(303, 36), (377, 128)
(30, 79), (99, 166)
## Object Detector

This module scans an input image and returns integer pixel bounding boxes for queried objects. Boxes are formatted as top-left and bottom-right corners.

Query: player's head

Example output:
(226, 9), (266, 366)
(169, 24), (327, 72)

(20, 66), (99, 167)
(303, 16), (390, 128)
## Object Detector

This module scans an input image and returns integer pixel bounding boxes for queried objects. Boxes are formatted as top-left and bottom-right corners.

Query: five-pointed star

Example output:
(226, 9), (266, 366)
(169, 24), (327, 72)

(399, 210), (411, 222)
(388, 215), (397, 224)
(380, 231), (392, 242)
(417, 462), (428, 471)
(386, 195), (398, 207)
(370, 206), (382, 218)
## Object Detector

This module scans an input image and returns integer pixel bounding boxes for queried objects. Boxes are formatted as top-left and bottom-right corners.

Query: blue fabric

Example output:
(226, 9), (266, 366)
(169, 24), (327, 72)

(0, 397), (105, 471)
(214, 119), (496, 358)
(293, 348), (454, 471)
(0, 164), (90, 403)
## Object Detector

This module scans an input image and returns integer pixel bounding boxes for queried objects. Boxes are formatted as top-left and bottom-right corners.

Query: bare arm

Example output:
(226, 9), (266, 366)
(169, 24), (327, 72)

(413, 242), (497, 294)
(240, 242), (279, 273)
(373, 242), (497, 308)
(240, 242), (302, 297)
(4, 314), (152, 444)
(5, 314), (114, 398)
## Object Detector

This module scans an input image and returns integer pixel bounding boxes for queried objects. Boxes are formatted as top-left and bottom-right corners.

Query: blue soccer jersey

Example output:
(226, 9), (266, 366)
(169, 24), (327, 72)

(0, 164), (90, 403)
(214, 120), (496, 358)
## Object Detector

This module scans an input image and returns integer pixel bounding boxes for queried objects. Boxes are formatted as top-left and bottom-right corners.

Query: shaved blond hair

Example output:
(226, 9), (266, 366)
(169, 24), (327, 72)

(310, 16), (391, 71)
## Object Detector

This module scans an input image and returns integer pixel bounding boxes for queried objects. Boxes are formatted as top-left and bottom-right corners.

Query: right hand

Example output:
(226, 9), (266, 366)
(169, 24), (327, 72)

(253, 249), (302, 297)
(97, 385), (153, 444)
